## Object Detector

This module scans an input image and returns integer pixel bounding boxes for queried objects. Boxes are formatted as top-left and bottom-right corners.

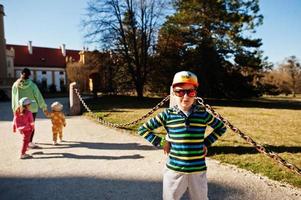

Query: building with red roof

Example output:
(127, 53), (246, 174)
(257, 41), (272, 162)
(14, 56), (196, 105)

(6, 42), (80, 92)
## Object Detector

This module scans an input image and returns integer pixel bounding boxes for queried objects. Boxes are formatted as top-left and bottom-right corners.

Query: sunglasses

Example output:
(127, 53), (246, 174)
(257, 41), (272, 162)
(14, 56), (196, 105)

(173, 89), (197, 97)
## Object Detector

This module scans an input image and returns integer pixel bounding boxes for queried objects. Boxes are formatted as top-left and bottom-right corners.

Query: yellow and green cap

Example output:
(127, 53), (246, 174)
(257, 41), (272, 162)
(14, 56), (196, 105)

(172, 71), (199, 87)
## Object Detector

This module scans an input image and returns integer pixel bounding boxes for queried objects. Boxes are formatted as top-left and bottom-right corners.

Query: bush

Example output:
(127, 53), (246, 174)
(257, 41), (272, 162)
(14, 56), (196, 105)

(49, 84), (57, 93)
(60, 84), (67, 93)
(0, 89), (9, 101)
(35, 81), (47, 94)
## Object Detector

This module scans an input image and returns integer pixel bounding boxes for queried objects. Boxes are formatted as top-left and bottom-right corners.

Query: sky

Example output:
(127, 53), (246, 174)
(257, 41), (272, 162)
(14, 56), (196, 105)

(1, 0), (301, 65)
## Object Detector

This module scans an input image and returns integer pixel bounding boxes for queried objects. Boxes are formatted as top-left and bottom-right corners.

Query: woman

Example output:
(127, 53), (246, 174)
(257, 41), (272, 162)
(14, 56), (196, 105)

(11, 68), (47, 148)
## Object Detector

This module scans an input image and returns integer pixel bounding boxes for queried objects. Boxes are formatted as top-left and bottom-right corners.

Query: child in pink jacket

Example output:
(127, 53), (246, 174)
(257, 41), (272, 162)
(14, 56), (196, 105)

(13, 97), (35, 159)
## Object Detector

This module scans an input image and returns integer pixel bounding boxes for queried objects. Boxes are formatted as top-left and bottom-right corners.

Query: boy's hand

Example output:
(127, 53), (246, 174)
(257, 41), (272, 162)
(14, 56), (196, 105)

(163, 142), (171, 155)
(203, 145), (208, 157)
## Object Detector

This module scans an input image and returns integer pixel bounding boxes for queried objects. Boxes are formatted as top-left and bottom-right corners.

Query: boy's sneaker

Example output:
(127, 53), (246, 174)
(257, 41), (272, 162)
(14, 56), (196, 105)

(53, 141), (57, 145)
(28, 142), (40, 149)
(20, 154), (32, 159)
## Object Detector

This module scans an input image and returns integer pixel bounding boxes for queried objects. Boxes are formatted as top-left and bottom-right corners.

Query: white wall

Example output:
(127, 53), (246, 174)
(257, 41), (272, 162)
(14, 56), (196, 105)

(46, 71), (52, 86)
(14, 67), (66, 92)
(36, 71), (43, 83)
(35, 70), (52, 86)
(54, 71), (66, 91)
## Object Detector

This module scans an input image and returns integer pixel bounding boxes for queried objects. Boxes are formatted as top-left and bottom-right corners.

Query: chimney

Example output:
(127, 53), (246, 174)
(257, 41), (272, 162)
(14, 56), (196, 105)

(28, 41), (33, 54)
(61, 44), (66, 57)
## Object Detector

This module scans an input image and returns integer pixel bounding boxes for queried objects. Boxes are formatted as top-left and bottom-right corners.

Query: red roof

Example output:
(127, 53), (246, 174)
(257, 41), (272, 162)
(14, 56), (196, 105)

(6, 44), (80, 68)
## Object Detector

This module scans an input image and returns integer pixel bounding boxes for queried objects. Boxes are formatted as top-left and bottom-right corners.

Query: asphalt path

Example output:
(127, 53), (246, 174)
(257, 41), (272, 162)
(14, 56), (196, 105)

(0, 98), (300, 200)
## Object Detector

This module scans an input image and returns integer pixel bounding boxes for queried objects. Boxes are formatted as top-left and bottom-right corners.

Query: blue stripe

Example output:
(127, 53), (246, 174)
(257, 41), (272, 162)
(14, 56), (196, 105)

(170, 159), (205, 166)
(191, 112), (207, 118)
(146, 134), (155, 142)
(151, 118), (159, 127)
(169, 115), (185, 120)
(187, 127), (206, 132)
(207, 135), (215, 143)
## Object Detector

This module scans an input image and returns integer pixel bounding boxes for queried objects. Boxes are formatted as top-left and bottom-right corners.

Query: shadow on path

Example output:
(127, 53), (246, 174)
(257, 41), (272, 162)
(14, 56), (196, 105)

(36, 141), (156, 151)
(0, 176), (242, 200)
(31, 151), (143, 160)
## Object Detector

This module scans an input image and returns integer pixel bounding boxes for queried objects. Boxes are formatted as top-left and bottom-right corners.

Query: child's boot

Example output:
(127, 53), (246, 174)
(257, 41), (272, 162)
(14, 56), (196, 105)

(20, 154), (32, 159)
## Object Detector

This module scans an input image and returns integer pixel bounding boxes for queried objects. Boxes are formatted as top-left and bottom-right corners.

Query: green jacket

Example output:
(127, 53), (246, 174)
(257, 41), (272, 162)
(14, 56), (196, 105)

(12, 79), (47, 113)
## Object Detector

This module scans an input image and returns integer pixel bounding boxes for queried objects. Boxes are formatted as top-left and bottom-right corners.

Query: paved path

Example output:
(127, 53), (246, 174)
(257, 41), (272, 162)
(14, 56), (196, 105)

(0, 98), (301, 200)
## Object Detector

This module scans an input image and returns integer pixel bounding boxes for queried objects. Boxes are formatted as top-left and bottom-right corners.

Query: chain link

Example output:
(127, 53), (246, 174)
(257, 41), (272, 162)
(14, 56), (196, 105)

(74, 88), (169, 128)
(196, 97), (301, 176)
(73, 88), (300, 176)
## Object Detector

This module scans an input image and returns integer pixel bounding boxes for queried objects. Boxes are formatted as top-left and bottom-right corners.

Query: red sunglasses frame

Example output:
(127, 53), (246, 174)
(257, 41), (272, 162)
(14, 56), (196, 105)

(173, 89), (197, 97)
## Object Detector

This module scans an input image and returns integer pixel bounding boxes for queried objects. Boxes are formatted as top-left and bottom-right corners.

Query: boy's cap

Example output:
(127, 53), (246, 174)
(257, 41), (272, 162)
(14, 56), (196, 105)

(19, 97), (31, 106)
(172, 71), (199, 87)
(51, 101), (63, 112)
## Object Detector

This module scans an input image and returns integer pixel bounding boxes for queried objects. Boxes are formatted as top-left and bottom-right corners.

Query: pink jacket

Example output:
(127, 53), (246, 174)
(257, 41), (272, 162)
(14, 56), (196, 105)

(13, 110), (34, 133)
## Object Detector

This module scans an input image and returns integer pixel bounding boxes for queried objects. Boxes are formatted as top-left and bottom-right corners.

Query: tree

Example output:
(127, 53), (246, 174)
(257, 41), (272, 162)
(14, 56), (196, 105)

(279, 56), (301, 97)
(82, 0), (169, 98)
(66, 62), (90, 92)
(155, 0), (268, 98)
(260, 69), (291, 96)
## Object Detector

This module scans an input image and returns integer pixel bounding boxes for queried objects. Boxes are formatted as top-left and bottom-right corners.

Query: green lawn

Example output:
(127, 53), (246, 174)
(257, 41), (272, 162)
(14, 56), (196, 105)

(84, 95), (301, 188)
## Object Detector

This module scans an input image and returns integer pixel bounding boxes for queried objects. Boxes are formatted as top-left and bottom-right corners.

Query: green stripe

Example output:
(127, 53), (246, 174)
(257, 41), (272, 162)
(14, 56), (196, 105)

(214, 121), (224, 129)
(166, 163), (207, 172)
(170, 149), (204, 155)
(189, 117), (208, 124)
(205, 114), (213, 123)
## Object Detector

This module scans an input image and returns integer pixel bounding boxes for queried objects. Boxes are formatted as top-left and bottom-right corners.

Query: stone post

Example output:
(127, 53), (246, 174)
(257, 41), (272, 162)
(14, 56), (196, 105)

(69, 82), (81, 115)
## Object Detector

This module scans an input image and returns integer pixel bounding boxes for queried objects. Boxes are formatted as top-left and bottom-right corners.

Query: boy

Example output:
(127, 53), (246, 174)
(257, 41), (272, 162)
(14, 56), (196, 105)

(138, 71), (227, 200)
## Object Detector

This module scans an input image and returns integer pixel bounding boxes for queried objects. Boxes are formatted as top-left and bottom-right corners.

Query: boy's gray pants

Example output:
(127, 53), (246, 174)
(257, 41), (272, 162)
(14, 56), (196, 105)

(163, 167), (208, 200)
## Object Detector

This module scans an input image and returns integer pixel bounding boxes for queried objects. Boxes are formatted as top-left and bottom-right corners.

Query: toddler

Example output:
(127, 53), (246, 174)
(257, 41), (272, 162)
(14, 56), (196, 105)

(13, 97), (34, 159)
(44, 101), (66, 145)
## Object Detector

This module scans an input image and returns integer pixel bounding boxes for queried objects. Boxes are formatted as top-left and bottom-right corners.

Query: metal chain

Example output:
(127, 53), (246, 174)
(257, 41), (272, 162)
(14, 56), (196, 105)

(74, 88), (170, 128)
(73, 88), (300, 176)
(196, 97), (301, 176)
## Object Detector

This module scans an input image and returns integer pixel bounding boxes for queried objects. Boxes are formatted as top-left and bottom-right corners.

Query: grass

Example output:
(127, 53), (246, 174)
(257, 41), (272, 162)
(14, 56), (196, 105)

(84, 95), (301, 188)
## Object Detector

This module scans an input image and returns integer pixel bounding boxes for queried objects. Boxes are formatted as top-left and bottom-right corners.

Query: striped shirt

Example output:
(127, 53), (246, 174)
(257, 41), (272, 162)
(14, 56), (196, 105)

(138, 104), (227, 173)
